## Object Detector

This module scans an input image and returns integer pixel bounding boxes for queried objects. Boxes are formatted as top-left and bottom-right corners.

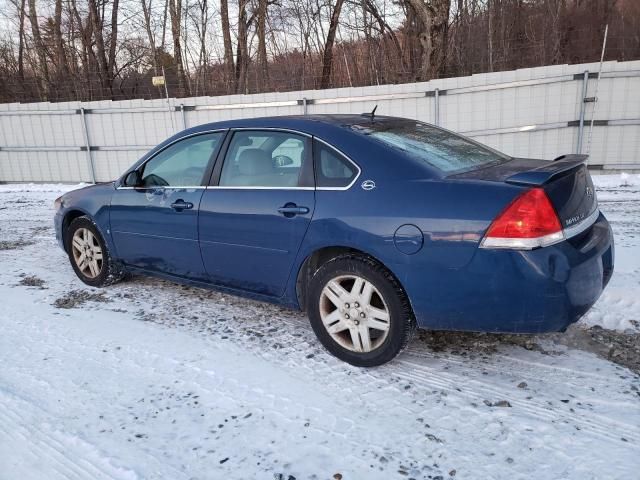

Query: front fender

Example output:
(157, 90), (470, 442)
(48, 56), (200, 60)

(56, 183), (116, 255)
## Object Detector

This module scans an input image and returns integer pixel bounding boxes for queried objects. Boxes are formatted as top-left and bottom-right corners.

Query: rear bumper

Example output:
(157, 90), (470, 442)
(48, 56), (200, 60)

(406, 213), (614, 333)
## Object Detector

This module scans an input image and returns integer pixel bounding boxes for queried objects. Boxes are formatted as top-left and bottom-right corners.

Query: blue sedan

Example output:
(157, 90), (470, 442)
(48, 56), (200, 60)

(54, 115), (614, 366)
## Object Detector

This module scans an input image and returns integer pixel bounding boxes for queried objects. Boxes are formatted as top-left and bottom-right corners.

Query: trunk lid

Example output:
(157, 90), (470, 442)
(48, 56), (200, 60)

(452, 155), (598, 232)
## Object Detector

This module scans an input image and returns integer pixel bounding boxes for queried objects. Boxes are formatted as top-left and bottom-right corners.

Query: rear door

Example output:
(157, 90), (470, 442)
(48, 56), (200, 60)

(110, 132), (225, 279)
(198, 129), (315, 297)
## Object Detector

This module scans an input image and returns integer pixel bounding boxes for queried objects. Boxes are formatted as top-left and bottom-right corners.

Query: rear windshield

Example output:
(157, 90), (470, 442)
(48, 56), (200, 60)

(351, 121), (510, 173)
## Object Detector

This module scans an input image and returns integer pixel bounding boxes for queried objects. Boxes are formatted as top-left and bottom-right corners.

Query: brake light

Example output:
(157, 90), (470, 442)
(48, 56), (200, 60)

(481, 188), (564, 249)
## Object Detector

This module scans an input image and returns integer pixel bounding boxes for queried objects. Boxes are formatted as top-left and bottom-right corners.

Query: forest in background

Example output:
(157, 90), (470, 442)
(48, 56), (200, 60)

(0, 0), (638, 103)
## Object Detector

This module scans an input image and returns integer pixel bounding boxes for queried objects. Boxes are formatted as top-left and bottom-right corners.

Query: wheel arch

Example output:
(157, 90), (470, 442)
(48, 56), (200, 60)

(61, 209), (90, 251)
(295, 245), (411, 313)
(61, 208), (113, 254)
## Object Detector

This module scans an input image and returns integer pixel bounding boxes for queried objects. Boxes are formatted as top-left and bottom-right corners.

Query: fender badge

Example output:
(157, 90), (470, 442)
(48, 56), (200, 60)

(361, 180), (376, 191)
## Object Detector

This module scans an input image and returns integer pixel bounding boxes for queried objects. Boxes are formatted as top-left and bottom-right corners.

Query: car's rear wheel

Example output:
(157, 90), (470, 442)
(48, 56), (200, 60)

(65, 216), (125, 287)
(307, 255), (415, 367)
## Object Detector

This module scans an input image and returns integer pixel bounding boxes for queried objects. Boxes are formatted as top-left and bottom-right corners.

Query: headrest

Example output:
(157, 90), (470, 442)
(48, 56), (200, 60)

(237, 149), (273, 176)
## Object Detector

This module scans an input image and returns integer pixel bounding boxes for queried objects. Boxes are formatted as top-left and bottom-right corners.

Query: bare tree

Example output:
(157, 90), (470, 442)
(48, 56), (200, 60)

(320, 0), (345, 88)
(257, 0), (270, 90)
(220, 0), (235, 92)
(194, 0), (209, 95)
(1, 0), (639, 104)
(363, 0), (406, 75)
(27, 0), (50, 97)
(108, 0), (120, 83)
(87, 0), (111, 95)
(168, 0), (190, 96)
(14, 0), (27, 83)
(235, 0), (250, 93)
(53, 0), (70, 80)
(69, 0), (96, 99)
(404, 0), (451, 80)
(141, 0), (159, 73)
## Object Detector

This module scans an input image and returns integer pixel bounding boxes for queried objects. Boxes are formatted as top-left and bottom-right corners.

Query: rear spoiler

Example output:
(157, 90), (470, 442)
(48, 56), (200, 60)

(505, 155), (588, 187)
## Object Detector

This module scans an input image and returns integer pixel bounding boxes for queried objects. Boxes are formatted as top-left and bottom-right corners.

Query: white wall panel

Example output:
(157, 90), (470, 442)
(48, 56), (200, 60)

(1, 60), (639, 182)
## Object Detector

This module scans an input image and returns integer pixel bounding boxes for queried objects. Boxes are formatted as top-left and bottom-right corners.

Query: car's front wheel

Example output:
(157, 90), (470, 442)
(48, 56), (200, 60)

(65, 215), (125, 287)
(307, 255), (415, 367)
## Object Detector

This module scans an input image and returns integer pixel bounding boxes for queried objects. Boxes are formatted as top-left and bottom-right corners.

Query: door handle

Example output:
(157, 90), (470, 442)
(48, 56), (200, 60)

(278, 204), (309, 217)
(170, 199), (194, 211)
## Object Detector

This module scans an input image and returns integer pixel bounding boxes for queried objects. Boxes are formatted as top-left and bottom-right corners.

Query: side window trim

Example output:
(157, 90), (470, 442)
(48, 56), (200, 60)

(313, 137), (362, 191)
(118, 129), (228, 189)
(209, 128), (314, 189)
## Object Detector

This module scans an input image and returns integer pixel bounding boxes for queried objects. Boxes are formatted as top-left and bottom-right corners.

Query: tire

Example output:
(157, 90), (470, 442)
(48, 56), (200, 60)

(65, 215), (125, 288)
(307, 254), (416, 367)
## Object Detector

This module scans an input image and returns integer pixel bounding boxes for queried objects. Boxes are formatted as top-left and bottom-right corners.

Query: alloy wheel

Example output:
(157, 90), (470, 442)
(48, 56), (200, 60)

(319, 275), (391, 353)
(71, 227), (103, 279)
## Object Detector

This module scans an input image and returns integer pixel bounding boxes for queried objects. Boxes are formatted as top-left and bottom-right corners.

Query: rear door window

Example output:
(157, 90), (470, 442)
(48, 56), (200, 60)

(219, 131), (310, 187)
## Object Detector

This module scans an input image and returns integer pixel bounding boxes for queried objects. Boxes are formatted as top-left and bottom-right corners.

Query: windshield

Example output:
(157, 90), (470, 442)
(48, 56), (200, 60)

(352, 121), (510, 173)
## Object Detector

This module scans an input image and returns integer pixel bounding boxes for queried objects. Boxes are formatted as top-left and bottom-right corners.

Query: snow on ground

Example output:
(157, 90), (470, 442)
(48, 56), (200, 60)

(0, 175), (639, 480)
(0, 183), (89, 193)
(585, 174), (640, 332)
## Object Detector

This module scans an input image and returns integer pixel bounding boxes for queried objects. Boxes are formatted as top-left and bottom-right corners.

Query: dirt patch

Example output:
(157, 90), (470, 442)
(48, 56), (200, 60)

(31, 226), (51, 235)
(415, 330), (554, 357)
(416, 325), (640, 375)
(53, 290), (110, 309)
(0, 240), (35, 250)
(552, 325), (640, 375)
(18, 275), (46, 289)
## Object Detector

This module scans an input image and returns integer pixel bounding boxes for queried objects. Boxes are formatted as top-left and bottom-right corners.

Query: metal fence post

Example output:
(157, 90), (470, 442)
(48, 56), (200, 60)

(302, 97), (308, 115)
(80, 107), (96, 183)
(576, 70), (589, 154)
(180, 104), (187, 130)
(434, 88), (440, 126)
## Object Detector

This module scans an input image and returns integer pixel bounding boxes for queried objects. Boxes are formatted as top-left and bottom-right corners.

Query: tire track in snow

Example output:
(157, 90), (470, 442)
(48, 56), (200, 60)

(405, 343), (622, 382)
(393, 358), (640, 445)
(1, 307), (398, 479)
(14, 260), (640, 452)
(0, 388), (138, 480)
(100, 276), (640, 446)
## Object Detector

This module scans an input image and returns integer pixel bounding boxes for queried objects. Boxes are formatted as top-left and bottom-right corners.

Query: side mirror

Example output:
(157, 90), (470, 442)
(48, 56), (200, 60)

(124, 170), (141, 187)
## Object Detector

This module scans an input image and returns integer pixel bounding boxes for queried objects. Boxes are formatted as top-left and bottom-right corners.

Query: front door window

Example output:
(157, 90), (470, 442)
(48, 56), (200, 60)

(140, 133), (224, 187)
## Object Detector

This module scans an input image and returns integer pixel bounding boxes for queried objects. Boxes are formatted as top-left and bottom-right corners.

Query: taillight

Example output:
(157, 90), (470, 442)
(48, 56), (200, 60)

(481, 188), (564, 249)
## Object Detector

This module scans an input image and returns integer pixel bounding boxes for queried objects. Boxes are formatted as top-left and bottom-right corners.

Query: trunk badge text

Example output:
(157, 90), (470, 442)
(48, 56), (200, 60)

(565, 214), (585, 226)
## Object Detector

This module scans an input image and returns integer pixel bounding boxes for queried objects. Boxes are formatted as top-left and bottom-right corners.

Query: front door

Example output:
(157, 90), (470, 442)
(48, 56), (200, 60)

(110, 131), (225, 279)
(198, 130), (315, 297)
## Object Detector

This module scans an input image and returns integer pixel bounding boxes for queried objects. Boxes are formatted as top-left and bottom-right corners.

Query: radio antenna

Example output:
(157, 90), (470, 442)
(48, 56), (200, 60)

(370, 105), (378, 121)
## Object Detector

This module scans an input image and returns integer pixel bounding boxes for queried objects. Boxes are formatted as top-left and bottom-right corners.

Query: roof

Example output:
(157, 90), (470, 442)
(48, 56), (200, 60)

(185, 114), (413, 137)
